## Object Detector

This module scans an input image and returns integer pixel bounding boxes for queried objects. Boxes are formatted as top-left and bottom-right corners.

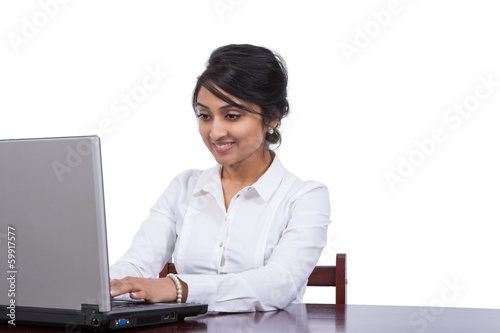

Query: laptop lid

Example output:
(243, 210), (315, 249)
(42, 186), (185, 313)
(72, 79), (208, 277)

(0, 136), (110, 312)
(0, 136), (208, 330)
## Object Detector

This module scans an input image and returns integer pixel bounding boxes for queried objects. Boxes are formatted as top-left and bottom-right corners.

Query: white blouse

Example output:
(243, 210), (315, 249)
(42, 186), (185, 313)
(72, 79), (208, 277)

(109, 155), (331, 312)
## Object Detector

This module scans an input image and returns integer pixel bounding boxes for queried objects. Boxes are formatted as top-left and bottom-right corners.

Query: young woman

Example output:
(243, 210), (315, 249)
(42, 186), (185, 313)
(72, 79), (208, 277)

(109, 44), (331, 312)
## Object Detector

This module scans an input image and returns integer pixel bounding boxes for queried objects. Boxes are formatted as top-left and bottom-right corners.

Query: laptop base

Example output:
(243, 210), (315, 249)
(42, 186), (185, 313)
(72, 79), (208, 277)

(0, 302), (208, 330)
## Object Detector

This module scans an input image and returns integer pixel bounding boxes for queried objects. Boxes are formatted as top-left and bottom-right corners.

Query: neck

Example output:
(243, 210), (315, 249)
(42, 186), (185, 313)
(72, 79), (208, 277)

(221, 150), (274, 185)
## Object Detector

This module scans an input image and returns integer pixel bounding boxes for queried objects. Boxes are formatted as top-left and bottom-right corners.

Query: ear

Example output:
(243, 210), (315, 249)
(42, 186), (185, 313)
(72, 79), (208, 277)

(264, 118), (279, 131)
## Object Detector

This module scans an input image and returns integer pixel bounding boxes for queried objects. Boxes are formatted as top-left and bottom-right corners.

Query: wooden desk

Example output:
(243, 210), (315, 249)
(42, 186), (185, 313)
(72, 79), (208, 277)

(2, 303), (499, 332)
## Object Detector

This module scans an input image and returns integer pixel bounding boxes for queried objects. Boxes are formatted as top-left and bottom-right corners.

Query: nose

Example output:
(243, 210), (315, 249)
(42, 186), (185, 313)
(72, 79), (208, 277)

(209, 117), (228, 140)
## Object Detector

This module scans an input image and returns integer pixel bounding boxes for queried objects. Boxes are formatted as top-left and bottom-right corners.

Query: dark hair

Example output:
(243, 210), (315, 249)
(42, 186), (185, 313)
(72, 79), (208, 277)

(192, 44), (289, 147)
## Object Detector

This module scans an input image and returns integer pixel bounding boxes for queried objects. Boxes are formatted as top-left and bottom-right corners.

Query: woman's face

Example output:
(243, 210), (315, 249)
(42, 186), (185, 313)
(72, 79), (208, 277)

(196, 86), (269, 168)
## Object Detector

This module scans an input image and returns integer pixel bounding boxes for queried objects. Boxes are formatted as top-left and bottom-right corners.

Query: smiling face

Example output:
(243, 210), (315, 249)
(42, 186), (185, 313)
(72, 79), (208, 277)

(196, 86), (273, 169)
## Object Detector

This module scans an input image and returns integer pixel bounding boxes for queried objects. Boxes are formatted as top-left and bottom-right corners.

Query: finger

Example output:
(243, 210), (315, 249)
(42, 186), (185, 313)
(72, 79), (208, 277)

(129, 290), (148, 300)
(109, 280), (121, 296)
(110, 279), (137, 297)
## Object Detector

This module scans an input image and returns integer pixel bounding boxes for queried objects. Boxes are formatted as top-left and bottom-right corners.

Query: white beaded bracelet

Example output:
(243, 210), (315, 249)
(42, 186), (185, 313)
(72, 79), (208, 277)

(166, 274), (182, 303)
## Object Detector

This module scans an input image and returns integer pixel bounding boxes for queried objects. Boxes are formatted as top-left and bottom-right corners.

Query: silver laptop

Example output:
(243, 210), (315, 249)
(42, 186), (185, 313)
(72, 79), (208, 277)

(0, 136), (207, 330)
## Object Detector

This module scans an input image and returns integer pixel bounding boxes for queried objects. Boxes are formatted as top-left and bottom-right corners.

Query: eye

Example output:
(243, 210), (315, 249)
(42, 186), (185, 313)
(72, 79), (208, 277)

(226, 113), (241, 121)
(197, 113), (211, 121)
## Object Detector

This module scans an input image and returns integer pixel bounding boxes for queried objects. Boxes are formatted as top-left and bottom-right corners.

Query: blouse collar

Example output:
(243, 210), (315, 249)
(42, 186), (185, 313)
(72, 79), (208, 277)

(195, 154), (286, 202)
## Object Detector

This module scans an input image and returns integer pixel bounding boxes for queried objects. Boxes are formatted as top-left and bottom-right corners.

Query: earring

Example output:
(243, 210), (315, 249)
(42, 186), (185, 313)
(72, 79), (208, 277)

(268, 127), (274, 135)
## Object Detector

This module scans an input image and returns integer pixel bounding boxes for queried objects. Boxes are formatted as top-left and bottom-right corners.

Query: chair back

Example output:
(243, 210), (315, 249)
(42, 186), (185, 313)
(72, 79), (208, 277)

(160, 253), (347, 304)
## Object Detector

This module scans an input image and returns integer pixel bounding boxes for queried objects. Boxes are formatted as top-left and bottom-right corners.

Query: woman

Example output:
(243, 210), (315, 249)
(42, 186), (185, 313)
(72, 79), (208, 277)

(109, 44), (331, 312)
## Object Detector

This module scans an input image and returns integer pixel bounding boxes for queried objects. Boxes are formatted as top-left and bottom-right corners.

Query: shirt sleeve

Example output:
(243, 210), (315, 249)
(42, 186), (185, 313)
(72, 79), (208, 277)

(177, 181), (331, 312)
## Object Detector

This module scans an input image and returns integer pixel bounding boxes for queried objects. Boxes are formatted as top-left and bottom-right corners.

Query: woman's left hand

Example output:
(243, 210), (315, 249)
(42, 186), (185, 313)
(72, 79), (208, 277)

(110, 276), (181, 303)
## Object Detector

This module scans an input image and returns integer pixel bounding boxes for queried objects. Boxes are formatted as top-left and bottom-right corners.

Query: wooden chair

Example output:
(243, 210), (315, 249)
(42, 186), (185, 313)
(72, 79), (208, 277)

(308, 253), (347, 304)
(160, 253), (347, 304)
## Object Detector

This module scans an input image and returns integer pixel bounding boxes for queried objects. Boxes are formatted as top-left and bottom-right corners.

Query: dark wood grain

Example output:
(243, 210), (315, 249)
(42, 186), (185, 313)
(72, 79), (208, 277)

(307, 266), (336, 286)
(335, 253), (347, 304)
(3, 304), (500, 333)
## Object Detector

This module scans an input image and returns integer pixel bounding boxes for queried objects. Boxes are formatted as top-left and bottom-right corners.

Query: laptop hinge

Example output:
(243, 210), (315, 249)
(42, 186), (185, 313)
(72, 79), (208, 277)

(81, 304), (103, 328)
(81, 303), (100, 313)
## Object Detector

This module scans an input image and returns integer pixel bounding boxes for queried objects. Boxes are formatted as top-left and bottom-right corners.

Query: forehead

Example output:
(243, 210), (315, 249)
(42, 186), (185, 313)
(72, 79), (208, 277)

(197, 86), (261, 113)
(197, 86), (234, 106)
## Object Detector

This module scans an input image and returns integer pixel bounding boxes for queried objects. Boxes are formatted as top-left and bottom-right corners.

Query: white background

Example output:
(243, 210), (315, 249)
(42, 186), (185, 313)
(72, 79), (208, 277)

(1, 0), (499, 309)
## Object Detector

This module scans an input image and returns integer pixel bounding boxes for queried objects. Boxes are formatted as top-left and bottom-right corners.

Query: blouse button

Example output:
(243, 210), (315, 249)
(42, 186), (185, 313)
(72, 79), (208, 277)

(219, 242), (223, 247)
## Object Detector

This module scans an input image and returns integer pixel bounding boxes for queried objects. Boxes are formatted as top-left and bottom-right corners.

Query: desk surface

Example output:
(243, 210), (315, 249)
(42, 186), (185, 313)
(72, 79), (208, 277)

(2, 303), (499, 332)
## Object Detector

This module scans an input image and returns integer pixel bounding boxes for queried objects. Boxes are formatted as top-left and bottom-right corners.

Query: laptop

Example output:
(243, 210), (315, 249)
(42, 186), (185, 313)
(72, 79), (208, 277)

(0, 136), (207, 330)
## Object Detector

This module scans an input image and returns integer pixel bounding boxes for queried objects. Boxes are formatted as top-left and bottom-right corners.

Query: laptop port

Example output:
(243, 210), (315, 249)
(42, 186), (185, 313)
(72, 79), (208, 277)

(114, 318), (129, 326)
(163, 312), (177, 320)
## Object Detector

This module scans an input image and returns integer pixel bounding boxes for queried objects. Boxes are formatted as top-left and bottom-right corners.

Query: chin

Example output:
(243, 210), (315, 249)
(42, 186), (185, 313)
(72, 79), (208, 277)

(213, 156), (234, 166)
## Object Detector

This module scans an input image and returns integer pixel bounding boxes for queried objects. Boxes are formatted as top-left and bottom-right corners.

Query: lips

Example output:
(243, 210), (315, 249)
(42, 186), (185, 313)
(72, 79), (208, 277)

(212, 141), (235, 153)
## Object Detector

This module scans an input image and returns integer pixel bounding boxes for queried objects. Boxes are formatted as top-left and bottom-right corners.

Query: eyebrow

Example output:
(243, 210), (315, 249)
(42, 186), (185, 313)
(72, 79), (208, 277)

(196, 102), (249, 112)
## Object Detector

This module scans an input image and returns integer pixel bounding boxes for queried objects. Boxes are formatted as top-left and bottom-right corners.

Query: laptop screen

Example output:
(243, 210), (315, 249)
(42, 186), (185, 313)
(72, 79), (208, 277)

(0, 136), (111, 312)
